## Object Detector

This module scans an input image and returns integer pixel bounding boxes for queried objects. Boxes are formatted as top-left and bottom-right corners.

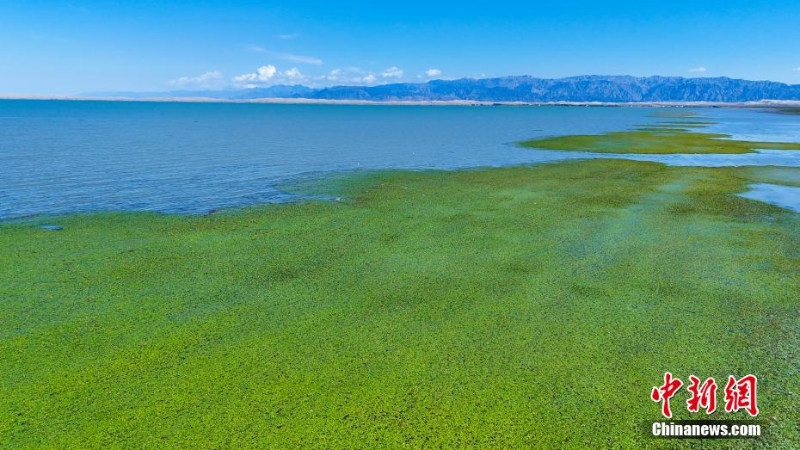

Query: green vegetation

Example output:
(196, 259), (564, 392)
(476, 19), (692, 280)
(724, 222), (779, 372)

(646, 120), (717, 128)
(2, 156), (798, 448)
(518, 129), (800, 154)
(744, 166), (800, 187)
(769, 107), (800, 116)
(649, 110), (699, 119)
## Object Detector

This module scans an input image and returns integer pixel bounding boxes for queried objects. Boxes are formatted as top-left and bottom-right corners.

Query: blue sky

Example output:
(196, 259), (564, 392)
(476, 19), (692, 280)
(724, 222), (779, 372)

(2, 1), (800, 94)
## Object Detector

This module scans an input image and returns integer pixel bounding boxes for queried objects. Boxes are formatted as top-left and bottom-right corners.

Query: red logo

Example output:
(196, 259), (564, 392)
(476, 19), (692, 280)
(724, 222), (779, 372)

(652, 373), (758, 418)
(651, 372), (683, 419)
(724, 375), (759, 417)
(686, 375), (718, 414)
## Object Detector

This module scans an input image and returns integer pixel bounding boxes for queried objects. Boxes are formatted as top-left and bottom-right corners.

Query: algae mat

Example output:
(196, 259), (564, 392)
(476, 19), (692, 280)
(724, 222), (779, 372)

(518, 127), (800, 154)
(1, 159), (799, 448)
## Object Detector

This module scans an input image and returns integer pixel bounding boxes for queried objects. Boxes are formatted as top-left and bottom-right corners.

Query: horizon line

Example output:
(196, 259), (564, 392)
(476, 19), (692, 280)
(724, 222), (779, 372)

(4, 73), (800, 98)
(2, 95), (800, 109)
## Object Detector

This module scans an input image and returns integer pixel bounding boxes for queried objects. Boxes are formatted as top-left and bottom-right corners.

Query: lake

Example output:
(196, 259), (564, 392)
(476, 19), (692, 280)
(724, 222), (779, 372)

(1, 100), (799, 220)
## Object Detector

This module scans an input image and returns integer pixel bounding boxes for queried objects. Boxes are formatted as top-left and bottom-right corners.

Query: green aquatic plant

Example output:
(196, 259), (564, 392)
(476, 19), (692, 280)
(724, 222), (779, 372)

(653, 120), (716, 128)
(648, 110), (701, 119)
(519, 129), (800, 154)
(742, 166), (800, 187)
(1, 157), (798, 448)
(769, 107), (800, 115)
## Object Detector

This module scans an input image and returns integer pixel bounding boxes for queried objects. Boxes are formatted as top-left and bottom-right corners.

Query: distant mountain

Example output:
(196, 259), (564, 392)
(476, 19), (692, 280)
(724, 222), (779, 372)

(86, 76), (800, 103)
(229, 85), (315, 100)
(307, 76), (800, 102)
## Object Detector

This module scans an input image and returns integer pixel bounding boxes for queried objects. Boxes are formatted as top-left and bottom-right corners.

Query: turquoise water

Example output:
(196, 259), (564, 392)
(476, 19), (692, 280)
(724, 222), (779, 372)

(1, 100), (799, 220)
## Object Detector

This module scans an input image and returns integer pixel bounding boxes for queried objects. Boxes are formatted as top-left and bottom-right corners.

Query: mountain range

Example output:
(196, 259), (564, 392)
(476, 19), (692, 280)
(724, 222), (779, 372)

(88, 75), (800, 103)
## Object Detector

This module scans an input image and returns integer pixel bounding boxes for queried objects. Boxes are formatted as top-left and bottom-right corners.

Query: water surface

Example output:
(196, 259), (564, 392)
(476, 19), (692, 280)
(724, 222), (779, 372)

(1, 101), (799, 220)
(739, 183), (800, 212)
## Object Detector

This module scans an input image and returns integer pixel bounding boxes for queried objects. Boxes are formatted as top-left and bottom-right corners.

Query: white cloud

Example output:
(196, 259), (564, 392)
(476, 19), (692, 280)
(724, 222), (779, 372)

(281, 53), (323, 65)
(794, 67), (800, 72)
(169, 71), (226, 90)
(424, 69), (442, 78)
(319, 68), (374, 85)
(233, 65), (278, 87)
(321, 67), (379, 85)
(323, 69), (342, 81)
(229, 64), (412, 89)
(245, 44), (267, 53)
(319, 67), (407, 85)
(276, 33), (298, 40)
(283, 67), (303, 79)
(381, 66), (403, 79)
(231, 65), (316, 87)
(260, 65), (277, 78)
(244, 45), (322, 65)
(689, 67), (707, 73)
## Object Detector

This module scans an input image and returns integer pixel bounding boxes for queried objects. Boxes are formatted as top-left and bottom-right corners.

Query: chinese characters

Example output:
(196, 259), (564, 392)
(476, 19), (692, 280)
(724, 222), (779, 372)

(651, 373), (758, 418)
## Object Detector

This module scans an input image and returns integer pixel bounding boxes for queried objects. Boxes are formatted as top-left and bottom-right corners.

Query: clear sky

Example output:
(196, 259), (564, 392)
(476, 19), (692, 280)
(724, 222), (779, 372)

(2, 0), (800, 94)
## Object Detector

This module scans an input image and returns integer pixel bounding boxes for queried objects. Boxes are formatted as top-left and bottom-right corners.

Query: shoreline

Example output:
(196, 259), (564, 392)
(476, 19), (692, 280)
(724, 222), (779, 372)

(2, 94), (800, 108)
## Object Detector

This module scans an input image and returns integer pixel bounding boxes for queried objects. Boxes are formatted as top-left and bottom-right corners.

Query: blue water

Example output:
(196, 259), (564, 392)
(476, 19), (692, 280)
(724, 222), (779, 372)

(1, 100), (799, 220)
(739, 183), (800, 212)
